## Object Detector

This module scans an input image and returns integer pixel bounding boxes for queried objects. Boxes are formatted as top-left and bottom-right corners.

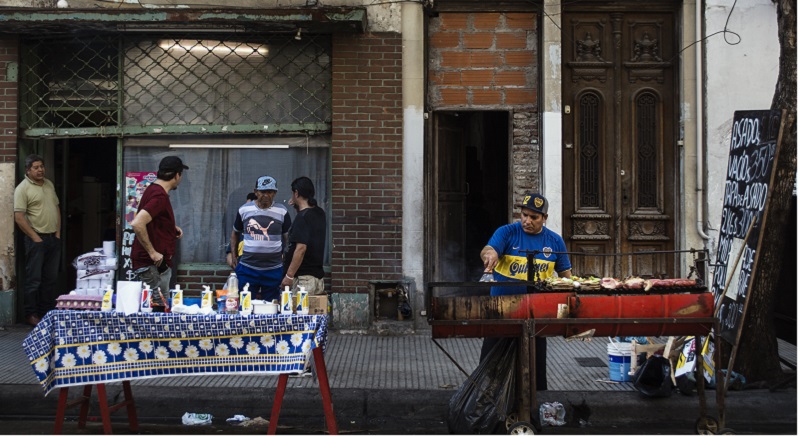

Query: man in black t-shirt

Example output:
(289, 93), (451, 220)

(281, 177), (326, 295)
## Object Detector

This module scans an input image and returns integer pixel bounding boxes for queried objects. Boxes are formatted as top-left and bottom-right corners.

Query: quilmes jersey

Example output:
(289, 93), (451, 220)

(233, 201), (292, 271)
(487, 222), (571, 296)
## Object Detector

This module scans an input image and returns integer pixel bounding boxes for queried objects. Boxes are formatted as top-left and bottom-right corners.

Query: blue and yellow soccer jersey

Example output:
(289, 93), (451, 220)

(487, 222), (571, 296)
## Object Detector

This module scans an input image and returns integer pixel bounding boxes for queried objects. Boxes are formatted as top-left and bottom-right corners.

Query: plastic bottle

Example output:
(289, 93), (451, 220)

(224, 273), (240, 314)
(140, 284), (153, 313)
(296, 286), (308, 315)
(171, 284), (183, 308)
(280, 286), (293, 314)
(200, 285), (213, 310)
(101, 285), (114, 312)
(240, 283), (252, 316)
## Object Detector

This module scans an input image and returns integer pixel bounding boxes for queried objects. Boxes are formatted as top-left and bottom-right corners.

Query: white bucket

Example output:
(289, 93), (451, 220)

(607, 341), (632, 382)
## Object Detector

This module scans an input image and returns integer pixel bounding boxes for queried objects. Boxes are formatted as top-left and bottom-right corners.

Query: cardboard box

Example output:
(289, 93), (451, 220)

(308, 295), (328, 315)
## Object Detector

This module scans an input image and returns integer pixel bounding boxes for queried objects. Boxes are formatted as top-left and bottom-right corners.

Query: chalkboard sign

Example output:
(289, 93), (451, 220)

(712, 110), (784, 344)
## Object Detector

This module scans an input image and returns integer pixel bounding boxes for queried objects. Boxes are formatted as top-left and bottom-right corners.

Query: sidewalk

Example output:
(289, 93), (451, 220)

(0, 323), (795, 433)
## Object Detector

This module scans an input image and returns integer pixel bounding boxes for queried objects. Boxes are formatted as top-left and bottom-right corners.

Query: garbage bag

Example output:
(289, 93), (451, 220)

(632, 355), (674, 398)
(447, 338), (518, 434)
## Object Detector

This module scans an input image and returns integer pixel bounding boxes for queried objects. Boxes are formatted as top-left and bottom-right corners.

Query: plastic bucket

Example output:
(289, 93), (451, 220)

(607, 341), (632, 382)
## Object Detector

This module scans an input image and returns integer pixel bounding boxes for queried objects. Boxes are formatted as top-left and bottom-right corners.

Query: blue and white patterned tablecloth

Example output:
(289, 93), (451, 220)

(22, 310), (329, 396)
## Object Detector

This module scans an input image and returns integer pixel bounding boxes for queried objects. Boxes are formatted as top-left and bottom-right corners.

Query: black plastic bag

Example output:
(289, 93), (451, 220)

(447, 338), (518, 434)
(632, 355), (674, 397)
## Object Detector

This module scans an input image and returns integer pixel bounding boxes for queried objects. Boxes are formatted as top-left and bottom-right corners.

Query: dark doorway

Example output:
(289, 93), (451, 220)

(16, 139), (117, 320)
(55, 139), (118, 293)
(432, 111), (509, 288)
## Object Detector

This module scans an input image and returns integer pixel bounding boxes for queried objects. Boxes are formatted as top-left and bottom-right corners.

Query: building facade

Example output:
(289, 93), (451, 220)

(0, 0), (781, 332)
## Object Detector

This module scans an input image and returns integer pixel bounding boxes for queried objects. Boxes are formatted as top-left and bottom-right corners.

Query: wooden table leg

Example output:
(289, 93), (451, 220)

(313, 347), (338, 435)
(54, 387), (69, 434)
(121, 381), (139, 431)
(96, 384), (113, 435)
(77, 384), (93, 429)
(268, 374), (289, 435)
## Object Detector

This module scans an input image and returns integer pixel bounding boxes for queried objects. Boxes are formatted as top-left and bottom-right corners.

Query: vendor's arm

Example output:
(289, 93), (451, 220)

(481, 245), (499, 272)
(558, 269), (573, 278)
(131, 209), (163, 266)
(229, 230), (240, 268)
(281, 243), (306, 288)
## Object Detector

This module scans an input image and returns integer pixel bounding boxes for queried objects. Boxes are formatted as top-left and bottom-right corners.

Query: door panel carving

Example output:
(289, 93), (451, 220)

(563, 7), (677, 278)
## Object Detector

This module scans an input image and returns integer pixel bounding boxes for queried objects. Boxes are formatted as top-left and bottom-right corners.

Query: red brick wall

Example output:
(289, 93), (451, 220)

(330, 33), (404, 293)
(0, 36), (18, 163)
(428, 12), (537, 108)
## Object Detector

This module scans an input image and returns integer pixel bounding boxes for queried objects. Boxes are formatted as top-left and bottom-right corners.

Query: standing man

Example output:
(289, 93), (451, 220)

(230, 176), (291, 302)
(480, 192), (572, 390)
(130, 156), (188, 307)
(14, 155), (62, 326)
(281, 176), (327, 295)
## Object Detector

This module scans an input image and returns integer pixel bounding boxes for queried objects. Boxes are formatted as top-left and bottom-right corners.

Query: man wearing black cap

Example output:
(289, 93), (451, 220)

(131, 156), (188, 307)
(479, 192), (572, 391)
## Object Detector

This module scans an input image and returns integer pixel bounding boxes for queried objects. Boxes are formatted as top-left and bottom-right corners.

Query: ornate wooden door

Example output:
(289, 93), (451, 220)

(562, 8), (678, 278)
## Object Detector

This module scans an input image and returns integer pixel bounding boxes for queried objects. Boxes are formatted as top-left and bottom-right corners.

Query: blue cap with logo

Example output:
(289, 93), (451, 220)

(521, 192), (548, 215)
(256, 176), (277, 191)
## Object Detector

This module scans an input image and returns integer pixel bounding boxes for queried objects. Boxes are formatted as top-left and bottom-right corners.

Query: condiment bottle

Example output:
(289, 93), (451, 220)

(281, 286), (293, 314)
(101, 285), (114, 312)
(240, 283), (252, 316)
(201, 285), (213, 310)
(171, 284), (183, 307)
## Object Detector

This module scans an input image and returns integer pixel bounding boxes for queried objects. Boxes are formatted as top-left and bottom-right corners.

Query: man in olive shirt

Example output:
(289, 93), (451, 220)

(14, 154), (62, 326)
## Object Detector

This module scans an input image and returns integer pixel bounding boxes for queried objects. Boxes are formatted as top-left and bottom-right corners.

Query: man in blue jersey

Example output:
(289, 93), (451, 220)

(479, 192), (572, 390)
(230, 176), (292, 302)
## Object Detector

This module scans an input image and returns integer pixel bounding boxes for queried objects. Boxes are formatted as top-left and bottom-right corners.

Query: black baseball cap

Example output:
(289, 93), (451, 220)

(521, 192), (548, 215)
(159, 156), (189, 172)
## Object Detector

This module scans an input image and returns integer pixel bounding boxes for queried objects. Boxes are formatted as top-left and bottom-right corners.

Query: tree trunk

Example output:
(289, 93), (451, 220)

(733, 0), (797, 384)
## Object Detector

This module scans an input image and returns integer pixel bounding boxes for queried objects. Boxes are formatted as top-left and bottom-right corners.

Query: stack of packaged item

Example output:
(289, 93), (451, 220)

(72, 241), (118, 296)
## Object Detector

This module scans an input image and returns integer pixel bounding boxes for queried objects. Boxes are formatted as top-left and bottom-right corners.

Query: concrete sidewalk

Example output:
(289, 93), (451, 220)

(0, 324), (795, 433)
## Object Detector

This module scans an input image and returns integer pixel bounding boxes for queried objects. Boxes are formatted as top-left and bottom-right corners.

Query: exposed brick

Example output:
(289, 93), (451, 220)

(505, 88), (537, 105)
(429, 32), (460, 49)
(496, 32), (528, 49)
(439, 13), (470, 31)
(505, 13), (537, 31)
(440, 88), (468, 105)
(495, 70), (527, 87)
(473, 13), (501, 30)
(463, 33), (493, 49)
(472, 89), (503, 105)
(504, 50), (535, 67)
(470, 52), (502, 68)
(461, 70), (493, 86)
(440, 52), (471, 68)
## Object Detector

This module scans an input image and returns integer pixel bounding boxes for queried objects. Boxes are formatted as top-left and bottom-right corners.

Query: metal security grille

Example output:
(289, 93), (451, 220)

(19, 33), (332, 137)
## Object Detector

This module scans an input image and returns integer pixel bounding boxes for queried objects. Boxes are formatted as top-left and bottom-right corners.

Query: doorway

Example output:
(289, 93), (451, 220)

(16, 139), (117, 319)
(431, 111), (509, 290)
(561, 6), (679, 278)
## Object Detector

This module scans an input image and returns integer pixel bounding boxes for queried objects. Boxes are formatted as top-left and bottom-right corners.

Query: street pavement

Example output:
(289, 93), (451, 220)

(0, 323), (796, 434)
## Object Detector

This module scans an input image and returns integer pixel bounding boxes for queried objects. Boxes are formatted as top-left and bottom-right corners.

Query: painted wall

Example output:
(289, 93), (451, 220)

(704, 0), (779, 263)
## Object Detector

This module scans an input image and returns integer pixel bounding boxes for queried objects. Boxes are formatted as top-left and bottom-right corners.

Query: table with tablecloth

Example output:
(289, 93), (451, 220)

(22, 310), (336, 434)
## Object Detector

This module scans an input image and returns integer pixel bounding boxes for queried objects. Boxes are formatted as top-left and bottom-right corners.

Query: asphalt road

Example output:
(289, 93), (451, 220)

(0, 415), (795, 435)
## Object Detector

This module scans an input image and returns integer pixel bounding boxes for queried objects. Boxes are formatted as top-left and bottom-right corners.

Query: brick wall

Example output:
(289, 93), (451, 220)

(330, 33), (404, 293)
(0, 36), (18, 163)
(428, 12), (537, 108)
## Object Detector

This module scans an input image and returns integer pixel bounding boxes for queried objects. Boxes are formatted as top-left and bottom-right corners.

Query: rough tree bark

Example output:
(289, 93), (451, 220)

(733, 0), (796, 384)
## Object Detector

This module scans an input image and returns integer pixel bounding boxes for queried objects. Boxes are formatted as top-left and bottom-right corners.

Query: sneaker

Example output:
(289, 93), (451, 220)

(289, 368), (312, 378)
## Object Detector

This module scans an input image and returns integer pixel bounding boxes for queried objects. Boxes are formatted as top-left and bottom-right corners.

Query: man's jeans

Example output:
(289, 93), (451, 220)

(135, 265), (172, 305)
(23, 234), (61, 317)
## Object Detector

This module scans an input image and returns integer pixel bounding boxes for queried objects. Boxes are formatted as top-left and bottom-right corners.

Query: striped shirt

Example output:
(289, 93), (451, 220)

(233, 202), (291, 271)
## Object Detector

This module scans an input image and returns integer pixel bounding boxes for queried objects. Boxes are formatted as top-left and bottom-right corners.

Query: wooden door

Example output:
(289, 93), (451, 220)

(562, 8), (678, 278)
(434, 113), (467, 283)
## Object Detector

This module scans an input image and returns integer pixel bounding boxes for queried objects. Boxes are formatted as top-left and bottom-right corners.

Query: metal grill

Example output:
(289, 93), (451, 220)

(19, 33), (331, 137)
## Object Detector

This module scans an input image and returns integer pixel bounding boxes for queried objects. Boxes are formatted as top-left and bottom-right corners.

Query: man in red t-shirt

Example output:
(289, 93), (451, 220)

(130, 156), (188, 306)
